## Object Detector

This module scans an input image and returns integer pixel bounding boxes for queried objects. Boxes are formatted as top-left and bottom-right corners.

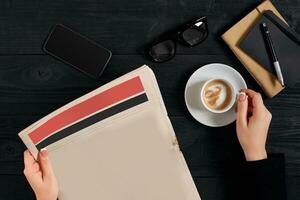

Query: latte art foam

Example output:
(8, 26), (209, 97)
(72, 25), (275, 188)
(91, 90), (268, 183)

(203, 79), (232, 110)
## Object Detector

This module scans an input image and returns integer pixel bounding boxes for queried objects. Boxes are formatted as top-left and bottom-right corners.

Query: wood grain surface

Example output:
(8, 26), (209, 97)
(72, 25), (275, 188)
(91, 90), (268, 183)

(0, 0), (299, 200)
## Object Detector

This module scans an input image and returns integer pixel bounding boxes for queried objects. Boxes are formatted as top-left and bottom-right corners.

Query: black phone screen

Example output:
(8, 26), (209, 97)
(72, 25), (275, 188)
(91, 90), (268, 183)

(44, 24), (112, 78)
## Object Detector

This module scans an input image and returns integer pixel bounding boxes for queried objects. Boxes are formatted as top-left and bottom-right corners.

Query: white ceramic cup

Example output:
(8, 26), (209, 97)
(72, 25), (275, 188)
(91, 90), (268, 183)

(200, 78), (235, 113)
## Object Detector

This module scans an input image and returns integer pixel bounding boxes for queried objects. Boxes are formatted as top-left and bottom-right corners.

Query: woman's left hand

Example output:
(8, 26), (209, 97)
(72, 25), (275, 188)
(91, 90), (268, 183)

(23, 149), (59, 200)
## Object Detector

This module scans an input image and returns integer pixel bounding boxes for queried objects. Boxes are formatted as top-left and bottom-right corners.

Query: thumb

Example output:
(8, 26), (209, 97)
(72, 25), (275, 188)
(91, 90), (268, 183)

(38, 148), (55, 181)
(236, 92), (248, 128)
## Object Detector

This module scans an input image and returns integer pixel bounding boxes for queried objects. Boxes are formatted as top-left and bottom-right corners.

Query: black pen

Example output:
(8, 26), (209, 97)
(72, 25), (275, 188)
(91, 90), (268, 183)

(261, 22), (284, 86)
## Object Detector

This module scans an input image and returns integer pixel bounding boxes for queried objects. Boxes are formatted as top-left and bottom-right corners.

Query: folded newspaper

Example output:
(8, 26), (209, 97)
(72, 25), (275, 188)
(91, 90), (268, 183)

(19, 65), (200, 200)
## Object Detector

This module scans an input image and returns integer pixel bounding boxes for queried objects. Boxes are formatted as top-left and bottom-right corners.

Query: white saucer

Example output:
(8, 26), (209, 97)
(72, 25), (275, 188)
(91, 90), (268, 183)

(184, 63), (247, 127)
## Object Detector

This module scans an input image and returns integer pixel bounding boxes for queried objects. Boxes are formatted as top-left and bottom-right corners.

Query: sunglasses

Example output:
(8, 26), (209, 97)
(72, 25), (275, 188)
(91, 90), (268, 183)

(148, 16), (208, 62)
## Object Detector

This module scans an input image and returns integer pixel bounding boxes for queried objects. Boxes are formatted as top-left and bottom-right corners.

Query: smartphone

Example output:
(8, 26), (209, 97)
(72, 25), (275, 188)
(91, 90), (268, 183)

(43, 24), (112, 79)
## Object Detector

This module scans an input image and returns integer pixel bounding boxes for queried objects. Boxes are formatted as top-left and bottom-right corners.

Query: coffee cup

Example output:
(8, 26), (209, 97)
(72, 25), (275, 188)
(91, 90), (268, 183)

(200, 79), (235, 113)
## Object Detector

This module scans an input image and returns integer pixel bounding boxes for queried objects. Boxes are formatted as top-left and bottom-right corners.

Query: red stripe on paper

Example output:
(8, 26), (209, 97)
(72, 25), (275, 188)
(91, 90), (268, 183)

(28, 76), (144, 144)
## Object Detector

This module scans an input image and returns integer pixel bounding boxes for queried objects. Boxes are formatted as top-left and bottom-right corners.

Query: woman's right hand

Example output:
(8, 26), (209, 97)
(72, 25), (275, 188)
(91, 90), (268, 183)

(236, 89), (272, 161)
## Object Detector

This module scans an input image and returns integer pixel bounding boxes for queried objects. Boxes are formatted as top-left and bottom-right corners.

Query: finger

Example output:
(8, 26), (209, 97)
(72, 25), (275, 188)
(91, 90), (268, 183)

(236, 92), (248, 128)
(23, 150), (43, 187)
(38, 148), (55, 181)
(24, 151), (40, 174)
(240, 89), (264, 115)
(240, 89), (263, 104)
(24, 150), (36, 170)
(240, 89), (258, 98)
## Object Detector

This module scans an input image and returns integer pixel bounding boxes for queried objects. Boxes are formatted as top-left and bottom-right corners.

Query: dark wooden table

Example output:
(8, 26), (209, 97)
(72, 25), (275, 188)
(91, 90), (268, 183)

(0, 0), (299, 199)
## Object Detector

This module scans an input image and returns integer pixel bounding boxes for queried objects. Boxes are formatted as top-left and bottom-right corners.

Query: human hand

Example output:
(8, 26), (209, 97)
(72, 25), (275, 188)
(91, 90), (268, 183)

(23, 149), (59, 200)
(236, 89), (272, 161)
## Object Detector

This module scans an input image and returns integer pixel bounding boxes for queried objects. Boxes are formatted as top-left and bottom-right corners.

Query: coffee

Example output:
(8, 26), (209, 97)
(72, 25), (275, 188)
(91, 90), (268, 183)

(202, 79), (233, 111)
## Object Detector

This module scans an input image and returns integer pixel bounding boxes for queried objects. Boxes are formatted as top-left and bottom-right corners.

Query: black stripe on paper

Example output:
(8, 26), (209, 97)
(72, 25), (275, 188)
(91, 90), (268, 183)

(36, 93), (148, 150)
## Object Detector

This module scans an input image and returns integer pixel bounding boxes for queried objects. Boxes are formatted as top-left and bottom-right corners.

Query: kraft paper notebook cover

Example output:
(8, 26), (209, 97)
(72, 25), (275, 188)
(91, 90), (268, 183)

(18, 65), (201, 200)
(221, 0), (285, 98)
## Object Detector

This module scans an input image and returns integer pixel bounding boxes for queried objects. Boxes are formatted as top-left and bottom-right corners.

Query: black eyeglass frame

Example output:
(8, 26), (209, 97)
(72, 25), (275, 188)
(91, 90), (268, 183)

(147, 16), (208, 62)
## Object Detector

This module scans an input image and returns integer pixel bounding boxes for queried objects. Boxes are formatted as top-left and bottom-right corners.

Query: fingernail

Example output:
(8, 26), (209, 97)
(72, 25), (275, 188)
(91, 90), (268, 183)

(239, 92), (246, 101)
(40, 148), (48, 158)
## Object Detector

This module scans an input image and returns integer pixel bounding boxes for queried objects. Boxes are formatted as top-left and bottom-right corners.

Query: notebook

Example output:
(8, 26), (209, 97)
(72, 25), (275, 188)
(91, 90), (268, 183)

(18, 65), (201, 200)
(221, 0), (285, 98)
(239, 10), (300, 87)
